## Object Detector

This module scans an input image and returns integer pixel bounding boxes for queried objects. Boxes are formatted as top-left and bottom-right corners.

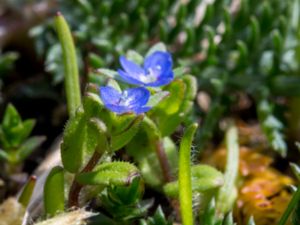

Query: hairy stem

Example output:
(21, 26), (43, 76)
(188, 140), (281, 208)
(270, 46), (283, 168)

(68, 150), (102, 208)
(179, 123), (198, 225)
(155, 140), (173, 182)
(55, 12), (82, 118)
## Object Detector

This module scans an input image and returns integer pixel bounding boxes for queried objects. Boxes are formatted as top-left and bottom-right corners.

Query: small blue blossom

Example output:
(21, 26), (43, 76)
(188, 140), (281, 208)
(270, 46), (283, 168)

(100, 86), (151, 114)
(117, 51), (174, 87)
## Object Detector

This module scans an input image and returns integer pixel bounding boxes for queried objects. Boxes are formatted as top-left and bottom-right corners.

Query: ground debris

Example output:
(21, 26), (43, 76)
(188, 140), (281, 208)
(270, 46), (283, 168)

(0, 197), (25, 225)
(203, 121), (294, 225)
(34, 209), (96, 225)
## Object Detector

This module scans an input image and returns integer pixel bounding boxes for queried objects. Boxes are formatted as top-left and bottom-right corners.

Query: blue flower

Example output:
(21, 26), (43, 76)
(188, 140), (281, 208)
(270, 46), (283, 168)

(117, 51), (174, 87)
(100, 86), (151, 114)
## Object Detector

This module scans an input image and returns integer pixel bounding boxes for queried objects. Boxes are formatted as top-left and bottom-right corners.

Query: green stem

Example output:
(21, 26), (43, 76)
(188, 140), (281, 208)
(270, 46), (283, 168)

(179, 123), (198, 225)
(55, 12), (81, 117)
(217, 125), (239, 215)
(278, 186), (300, 225)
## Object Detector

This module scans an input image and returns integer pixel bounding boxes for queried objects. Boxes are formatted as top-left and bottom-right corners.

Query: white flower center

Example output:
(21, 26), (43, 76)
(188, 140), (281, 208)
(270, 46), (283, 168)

(118, 90), (134, 107)
(139, 66), (161, 83)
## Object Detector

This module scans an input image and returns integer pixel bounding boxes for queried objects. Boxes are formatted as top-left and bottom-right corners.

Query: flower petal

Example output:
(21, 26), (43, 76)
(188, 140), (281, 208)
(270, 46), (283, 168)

(117, 69), (145, 86)
(133, 106), (152, 114)
(120, 56), (144, 78)
(125, 87), (150, 107)
(144, 51), (173, 73)
(146, 70), (174, 87)
(105, 104), (131, 114)
(100, 86), (151, 114)
(99, 86), (122, 105)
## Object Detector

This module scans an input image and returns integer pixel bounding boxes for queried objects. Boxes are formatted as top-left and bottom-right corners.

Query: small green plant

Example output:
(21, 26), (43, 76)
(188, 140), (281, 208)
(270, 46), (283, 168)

(1, 1), (298, 224)
(0, 104), (45, 169)
(42, 14), (199, 225)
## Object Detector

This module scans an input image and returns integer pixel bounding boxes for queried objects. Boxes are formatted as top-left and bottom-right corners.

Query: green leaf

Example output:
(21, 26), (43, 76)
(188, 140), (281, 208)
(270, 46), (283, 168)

(173, 67), (187, 78)
(92, 39), (113, 51)
(55, 13), (81, 117)
(236, 40), (248, 68)
(247, 216), (256, 225)
(191, 165), (224, 192)
(18, 176), (36, 208)
(140, 116), (161, 141)
(145, 42), (167, 57)
(249, 16), (260, 48)
(257, 99), (287, 157)
(62, 96), (109, 172)
(17, 136), (46, 163)
(223, 8), (232, 40)
(271, 76), (300, 96)
(292, 200), (300, 225)
(156, 80), (185, 114)
(44, 44), (64, 84)
(205, 26), (217, 65)
(182, 75), (197, 104)
(2, 104), (21, 130)
(0, 104), (37, 149)
(126, 50), (143, 65)
(111, 115), (144, 151)
(164, 165), (224, 197)
(272, 30), (283, 55)
(279, 186), (300, 225)
(44, 166), (65, 217)
(201, 198), (217, 225)
(0, 52), (19, 75)
(77, 0), (93, 14)
(146, 91), (169, 108)
(179, 123), (197, 225)
(100, 194), (151, 221)
(179, 75), (197, 117)
(96, 68), (119, 79)
(196, 3), (214, 36)
(145, 206), (172, 225)
(261, 1), (272, 29)
(223, 212), (235, 225)
(111, 113), (137, 135)
(1, 104), (23, 147)
(87, 118), (109, 153)
(152, 80), (185, 136)
(0, 149), (9, 161)
(107, 176), (143, 205)
(184, 26), (195, 54)
(18, 119), (36, 143)
(0, 128), (10, 150)
(151, 76), (197, 137)
(82, 92), (104, 119)
(76, 161), (139, 186)
(85, 83), (100, 95)
(88, 53), (104, 68)
(290, 163), (300, 181)
(107, 79), (122, 93)
(61, 108), (86, 173)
